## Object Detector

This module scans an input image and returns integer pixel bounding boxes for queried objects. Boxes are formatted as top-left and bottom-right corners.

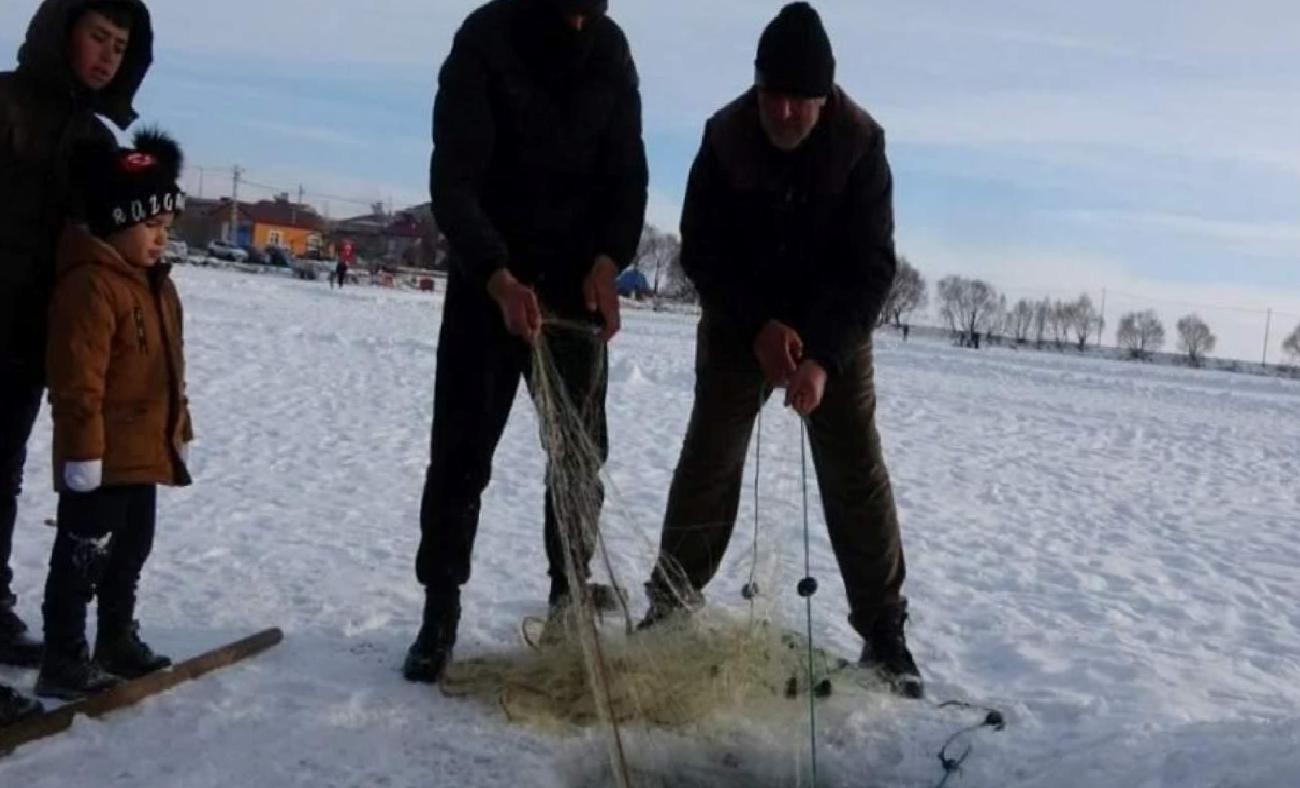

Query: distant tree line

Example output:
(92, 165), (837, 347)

(628, 226), (1300, 371)
(896, 267), (1231, 369)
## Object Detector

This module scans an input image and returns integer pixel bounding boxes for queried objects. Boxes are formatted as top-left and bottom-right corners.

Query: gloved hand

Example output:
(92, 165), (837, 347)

(64, 460), (103, 493)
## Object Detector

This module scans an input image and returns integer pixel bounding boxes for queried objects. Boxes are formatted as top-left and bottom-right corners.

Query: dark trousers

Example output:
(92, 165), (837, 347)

(43, 485), (157, 654)
(651, 315), (906, 633)
(415, 275), (609, 600)
(0, 371), (44, 604)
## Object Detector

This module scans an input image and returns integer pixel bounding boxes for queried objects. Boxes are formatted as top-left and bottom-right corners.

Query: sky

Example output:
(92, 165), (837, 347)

(3, 0), (1299, 361)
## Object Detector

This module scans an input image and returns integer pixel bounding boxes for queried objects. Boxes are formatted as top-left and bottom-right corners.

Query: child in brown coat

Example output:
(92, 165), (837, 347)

(39, 128), (192, 700)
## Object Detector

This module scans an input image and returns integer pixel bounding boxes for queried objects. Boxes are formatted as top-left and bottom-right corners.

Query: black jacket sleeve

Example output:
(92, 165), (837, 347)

(429, 29), (509, 289)
(679, 124), (767, 343)
(801, 131), (898, 374)
(594, 38), (648, 271)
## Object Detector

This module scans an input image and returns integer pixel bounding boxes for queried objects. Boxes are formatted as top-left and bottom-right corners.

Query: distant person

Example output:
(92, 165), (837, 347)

(0, 0), (154, 724)
(335, 258), (348, 289)
(40, 129), (191, 700)
(403, 0), (647, 683)
(639, 2), (922, 699)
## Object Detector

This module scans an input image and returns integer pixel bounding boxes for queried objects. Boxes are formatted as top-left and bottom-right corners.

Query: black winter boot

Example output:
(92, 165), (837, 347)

(635, 581), (701, 632)
(855, 601), (925, 699)
(539, 595), (578, 648)
(0, 598), (43, 667)
(403, 590), (460, 683)
(548, 578), (625, 615)
(0, 683), (42, 725)
(95, 621), (171, 679)
(35, 643), (120, 701)
(38, 530), (109, 700)
(538, 579), (627, 646)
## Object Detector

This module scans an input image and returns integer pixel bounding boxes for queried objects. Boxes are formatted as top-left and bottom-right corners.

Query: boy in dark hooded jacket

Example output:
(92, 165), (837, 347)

(0, 0), (153, 723)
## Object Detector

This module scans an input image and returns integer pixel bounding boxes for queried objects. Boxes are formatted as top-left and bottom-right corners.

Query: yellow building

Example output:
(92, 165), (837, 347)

(185, 195), (326, 257)
(244, 196), (326, 256)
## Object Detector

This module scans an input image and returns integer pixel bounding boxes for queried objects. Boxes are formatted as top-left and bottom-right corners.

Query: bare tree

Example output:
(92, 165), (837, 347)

(937, 276), (1001, 348)
(1283, 323), (1300, 364)
(1007, 299), (1035, 345)
(633, 225), (681, 296)
(1176, 314), (1216, 366)
(660, 248), (696, 304)
(877, 256), (927, 328)
(1048, 300), (1074, 350)
(1068, 294), (1102, 352)
(1032, 299), (1051, 348)
(1116, 310), (1166, 359)
(986, 294), (1007, 345)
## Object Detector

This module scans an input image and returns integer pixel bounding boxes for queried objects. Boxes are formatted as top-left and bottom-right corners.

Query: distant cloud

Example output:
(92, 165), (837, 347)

(3, 0), (1297, 362)
(241, 120), (370, 148)
(1061, 211), (1300, 260)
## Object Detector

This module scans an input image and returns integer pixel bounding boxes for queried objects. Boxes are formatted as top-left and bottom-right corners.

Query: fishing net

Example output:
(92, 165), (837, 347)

(442, 319), (840, 787)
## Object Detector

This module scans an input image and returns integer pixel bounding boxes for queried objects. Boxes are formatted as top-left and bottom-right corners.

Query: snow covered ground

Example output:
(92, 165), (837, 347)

(3, 266), (1299, 787)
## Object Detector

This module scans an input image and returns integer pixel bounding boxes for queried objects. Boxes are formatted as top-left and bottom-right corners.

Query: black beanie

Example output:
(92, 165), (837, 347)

(77, 127), (186, 238)
(755, 2), (835, 98)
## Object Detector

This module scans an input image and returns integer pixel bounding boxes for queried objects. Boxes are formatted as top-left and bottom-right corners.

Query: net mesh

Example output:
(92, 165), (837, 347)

(443, 320), (839, 786)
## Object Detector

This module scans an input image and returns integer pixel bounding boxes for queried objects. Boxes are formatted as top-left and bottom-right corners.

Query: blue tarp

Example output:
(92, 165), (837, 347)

(616, 268), (652, 298)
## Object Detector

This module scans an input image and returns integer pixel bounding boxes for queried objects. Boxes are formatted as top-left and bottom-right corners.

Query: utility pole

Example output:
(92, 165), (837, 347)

(228, 165), (243, 243)
(197, 168), (205, 199)
(1263, 308), (1273, 366)
(292, 185), (304, 228)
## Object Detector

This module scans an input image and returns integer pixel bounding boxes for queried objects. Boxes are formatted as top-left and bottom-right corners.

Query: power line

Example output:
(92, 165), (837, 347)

(187, 165), (388, 212)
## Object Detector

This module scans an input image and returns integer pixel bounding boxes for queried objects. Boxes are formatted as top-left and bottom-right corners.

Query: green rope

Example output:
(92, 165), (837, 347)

(799, 417), (819, 786)
(746, 394), (764, 620)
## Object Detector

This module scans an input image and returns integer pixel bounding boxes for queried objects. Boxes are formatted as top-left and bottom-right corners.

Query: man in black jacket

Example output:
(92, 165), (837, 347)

(0, 0), (153, 724)
(404, 0), (647, 682)
(641, 2), (923, 699)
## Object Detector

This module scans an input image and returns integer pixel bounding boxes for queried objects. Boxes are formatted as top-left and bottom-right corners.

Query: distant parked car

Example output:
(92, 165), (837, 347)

(266, 246), (295, 268)
(207, 240), (248, 262)
(290, 253), (322, 280)
(163, 240), (188, 265)
(242, 245), (268, 265)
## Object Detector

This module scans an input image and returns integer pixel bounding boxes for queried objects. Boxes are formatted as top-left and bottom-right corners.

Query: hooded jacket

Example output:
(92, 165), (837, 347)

(47, 225), (192, 492)
(0, 0), (154, 381)
(430, 0), (648, 313)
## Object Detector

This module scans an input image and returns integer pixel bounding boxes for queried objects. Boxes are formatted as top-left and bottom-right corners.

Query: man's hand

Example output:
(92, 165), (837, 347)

(487, 268), (542, 345)
(785, 360), (828, 416)
(753, 320), (803, 386)
(583, 255), (621, 342)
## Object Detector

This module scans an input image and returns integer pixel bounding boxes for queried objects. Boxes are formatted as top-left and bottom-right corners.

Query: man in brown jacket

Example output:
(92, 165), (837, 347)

(0, 0), (153, 724)
(641, 3), (922, 699)
(40, 129), (190, 701)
